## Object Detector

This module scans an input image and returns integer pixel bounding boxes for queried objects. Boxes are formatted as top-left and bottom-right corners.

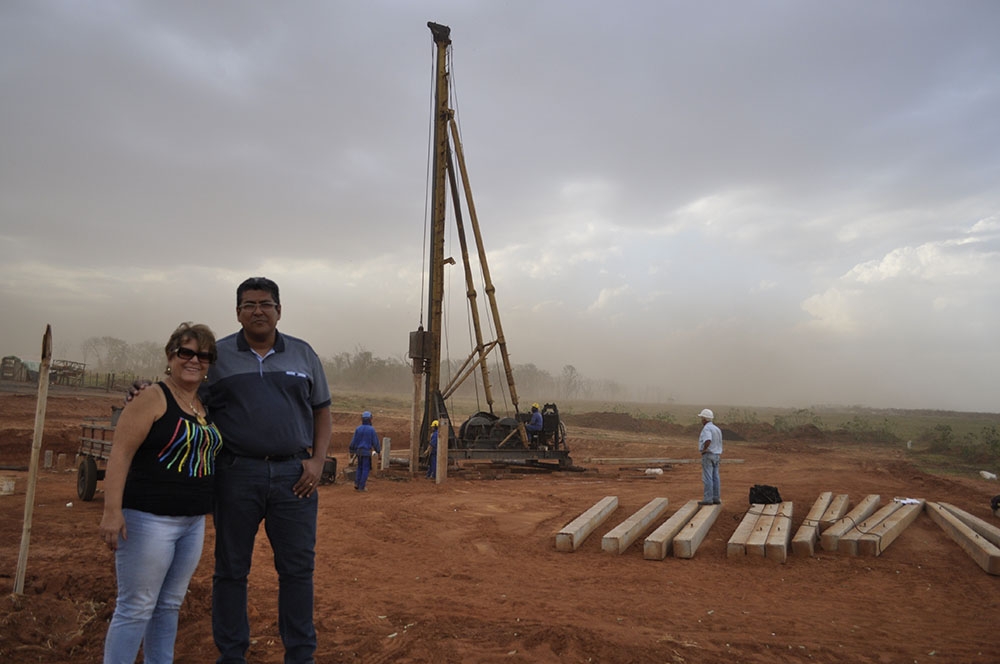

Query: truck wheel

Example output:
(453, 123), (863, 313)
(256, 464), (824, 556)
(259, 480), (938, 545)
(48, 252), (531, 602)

(78, 457), (98, 501)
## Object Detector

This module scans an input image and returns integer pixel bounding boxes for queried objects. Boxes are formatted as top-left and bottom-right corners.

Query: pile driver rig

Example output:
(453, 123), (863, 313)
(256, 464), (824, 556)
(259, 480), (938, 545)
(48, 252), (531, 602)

(408, 22), (573, 472)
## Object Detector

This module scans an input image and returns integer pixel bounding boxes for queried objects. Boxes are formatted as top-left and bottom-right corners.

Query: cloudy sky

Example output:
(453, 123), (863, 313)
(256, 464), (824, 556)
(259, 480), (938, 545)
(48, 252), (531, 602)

(2, 1), (998, 412)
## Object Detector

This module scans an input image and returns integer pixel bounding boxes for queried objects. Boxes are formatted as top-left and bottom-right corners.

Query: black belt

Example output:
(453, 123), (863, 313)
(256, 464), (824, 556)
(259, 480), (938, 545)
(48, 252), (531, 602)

(261, 453), (300, 462)
(227, 450), (305, 462)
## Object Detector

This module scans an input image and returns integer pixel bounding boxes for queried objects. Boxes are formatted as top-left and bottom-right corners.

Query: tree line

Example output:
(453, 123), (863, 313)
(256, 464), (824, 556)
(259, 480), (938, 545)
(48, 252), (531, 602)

(77, 337), (624, 400)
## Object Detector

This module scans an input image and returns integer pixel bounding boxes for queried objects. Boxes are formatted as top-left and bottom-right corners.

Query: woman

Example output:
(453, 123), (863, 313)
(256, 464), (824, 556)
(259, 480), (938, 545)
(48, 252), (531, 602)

(100, 323), (223, 664)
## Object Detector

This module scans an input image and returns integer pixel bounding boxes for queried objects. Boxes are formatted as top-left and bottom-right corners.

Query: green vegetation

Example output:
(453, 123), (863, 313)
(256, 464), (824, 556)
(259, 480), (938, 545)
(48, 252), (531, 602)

(557, 399), (1000, 473)
(773, 408), (822, 432)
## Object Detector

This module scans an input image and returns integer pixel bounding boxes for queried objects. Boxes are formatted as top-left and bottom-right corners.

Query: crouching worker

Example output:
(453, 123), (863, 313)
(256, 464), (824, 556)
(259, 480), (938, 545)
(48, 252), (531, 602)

(349, 411), (381, 491)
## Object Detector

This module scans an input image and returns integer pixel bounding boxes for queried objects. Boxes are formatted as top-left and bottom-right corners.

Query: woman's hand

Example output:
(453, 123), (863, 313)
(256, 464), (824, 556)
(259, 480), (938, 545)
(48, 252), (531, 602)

(99, 510), (126, 551)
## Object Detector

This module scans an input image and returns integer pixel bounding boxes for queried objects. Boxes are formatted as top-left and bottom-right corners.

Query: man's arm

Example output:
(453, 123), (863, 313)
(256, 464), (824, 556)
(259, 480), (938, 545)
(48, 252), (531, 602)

(293, 405), (332, 498)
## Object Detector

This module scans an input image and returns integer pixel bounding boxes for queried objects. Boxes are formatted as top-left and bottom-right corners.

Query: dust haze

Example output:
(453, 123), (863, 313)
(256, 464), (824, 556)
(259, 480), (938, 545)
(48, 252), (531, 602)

(1, 2), (998, 412)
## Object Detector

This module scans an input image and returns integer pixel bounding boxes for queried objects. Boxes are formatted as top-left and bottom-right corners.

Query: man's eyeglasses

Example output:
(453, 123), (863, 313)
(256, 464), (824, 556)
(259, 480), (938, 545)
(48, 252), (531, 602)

(238, 301), (278, 313)
(174, 347), (215, 363)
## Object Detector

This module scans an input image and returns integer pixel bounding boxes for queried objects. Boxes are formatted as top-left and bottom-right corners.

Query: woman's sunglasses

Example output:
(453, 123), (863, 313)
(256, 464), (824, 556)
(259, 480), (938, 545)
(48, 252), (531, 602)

(174, 347), (215, 364)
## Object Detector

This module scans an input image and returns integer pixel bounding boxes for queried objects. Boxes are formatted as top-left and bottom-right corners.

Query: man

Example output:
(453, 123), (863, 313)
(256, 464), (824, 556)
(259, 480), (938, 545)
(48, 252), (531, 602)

(525, 403), (544, 442)
(425, 419), (439, 480)
(206, 277), (332, 664)
(348, 410), (381, 491)
(696, 408), (723, 506)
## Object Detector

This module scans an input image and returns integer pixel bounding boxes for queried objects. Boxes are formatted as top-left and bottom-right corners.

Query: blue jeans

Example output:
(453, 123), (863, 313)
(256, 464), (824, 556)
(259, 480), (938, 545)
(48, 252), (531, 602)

(212, 452), (317, 664)
(355, 455), (372, 489)
(103, 509), (205, 664)
(701, 452), (721, 503)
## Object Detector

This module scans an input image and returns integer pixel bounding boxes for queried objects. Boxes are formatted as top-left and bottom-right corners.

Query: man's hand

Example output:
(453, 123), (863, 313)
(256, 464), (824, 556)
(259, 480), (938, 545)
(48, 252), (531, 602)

(293, 456), (324, 498)
(125, 379), (152, 404)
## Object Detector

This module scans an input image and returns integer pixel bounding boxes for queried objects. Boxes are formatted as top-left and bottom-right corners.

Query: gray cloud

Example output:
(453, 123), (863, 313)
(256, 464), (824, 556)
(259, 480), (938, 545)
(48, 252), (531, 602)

(2, 1), (998, 411)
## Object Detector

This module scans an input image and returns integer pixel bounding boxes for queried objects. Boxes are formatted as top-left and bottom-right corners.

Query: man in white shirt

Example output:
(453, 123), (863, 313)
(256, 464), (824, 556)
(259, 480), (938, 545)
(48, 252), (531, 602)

(697, 408), (723, 505)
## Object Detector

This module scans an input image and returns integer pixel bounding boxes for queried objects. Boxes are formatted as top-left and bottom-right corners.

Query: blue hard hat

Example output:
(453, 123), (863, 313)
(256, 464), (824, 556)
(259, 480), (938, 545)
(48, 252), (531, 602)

(362, 411), (372, 419)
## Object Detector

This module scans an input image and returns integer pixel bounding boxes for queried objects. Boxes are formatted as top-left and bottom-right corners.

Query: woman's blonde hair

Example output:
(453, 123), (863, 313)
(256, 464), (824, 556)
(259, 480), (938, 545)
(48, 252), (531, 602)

(164, 322), (217, 363)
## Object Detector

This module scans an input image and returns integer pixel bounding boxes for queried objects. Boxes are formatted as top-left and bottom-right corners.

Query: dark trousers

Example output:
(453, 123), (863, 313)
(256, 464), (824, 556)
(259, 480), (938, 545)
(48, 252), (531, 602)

(426, 446), (437, 479)
(212, 452), (317, 664)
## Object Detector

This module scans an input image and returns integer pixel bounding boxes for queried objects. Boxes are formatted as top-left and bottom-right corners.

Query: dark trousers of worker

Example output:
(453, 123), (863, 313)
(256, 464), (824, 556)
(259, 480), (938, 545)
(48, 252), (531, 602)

(355, 455), (372, 490)
(425, 446), (437, 479)
(212, 451), (317, 664)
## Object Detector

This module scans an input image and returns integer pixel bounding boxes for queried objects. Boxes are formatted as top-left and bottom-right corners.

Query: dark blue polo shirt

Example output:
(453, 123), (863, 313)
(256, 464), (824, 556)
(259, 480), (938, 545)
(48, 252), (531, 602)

(202, 329), (331, 458)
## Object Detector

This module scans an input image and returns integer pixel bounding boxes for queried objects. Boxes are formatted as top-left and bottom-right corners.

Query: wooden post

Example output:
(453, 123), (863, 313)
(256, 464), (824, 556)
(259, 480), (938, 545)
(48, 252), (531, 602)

(436, 417), (449, 483)
(409, 369), (421, 476)
(380, 438), (391, 471)
(14, 325), (53, 595)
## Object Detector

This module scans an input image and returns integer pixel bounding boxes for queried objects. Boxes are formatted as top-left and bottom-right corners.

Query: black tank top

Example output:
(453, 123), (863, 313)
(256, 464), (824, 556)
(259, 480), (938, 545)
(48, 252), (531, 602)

(122, 382), (224, 516)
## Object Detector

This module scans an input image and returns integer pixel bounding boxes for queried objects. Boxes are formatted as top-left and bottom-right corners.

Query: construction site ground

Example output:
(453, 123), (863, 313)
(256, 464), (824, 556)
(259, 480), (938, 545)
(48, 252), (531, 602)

(1, 388), (999, 663)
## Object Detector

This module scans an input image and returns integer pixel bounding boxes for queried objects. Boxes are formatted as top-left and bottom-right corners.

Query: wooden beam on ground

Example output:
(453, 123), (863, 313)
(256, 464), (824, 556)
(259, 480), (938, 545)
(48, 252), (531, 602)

(792, 492), (833, 557)
(588, 457), (744, 465)
(673, 503), (721, 559)
(602, 497), (670, 554)
(926, 501), (1000, 575)
(643, 500), (699, 560)
(727, 507), (762, 558)
(765, 502), (794, 563)
(745, 503), (781, 557)
(821, 494), (880, 552)
(938, 502), (1000, 548)
(858, 499), (925, 556)
(819, 494), (850, 531)
(555, 496), (618, 552)
(838, 502), (902, 555)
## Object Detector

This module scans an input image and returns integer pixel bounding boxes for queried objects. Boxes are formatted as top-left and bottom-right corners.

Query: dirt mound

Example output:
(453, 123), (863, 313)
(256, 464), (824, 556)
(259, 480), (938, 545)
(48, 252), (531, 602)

(564, 412), (689, 437)
(564, 411), (643, 431)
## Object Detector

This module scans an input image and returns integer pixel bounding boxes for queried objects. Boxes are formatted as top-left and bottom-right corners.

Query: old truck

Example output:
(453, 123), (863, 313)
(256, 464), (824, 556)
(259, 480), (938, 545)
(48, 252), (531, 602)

(76, 407), (120, 501)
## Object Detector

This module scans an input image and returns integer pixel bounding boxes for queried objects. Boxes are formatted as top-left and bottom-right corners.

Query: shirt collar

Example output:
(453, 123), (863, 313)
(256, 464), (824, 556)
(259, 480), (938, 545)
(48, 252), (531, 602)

(236, 329), (285, 353)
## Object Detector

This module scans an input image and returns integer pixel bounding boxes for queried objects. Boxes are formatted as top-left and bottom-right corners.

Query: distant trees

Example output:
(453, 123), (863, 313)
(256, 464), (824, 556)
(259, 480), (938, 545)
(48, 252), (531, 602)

(74, 338), (626, 402)
(81, 337), (164, 375)
(560, 365), (580, 398)
(319, 349), (623, 402)
(324, 348), (410, 391)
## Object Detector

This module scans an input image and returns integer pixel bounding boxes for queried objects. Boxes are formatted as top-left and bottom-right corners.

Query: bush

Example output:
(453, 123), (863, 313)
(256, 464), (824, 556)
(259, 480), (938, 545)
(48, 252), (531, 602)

(920, 424), (954, 454)
(958, 425), (1000, 465)
(843, 416), (898, 443)
(774, 408), (822, 433)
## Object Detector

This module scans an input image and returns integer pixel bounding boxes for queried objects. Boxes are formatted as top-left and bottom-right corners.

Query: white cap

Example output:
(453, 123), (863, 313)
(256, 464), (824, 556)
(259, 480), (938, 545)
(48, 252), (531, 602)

(698, 408), (714, 420)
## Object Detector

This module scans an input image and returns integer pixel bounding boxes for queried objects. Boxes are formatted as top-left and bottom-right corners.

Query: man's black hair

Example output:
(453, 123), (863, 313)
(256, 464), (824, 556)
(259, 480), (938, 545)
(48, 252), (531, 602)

(237, 277), (280, 306)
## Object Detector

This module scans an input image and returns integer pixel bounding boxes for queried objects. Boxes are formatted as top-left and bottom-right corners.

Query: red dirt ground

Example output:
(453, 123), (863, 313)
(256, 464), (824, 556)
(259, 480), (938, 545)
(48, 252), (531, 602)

(2, 387), (999, 663)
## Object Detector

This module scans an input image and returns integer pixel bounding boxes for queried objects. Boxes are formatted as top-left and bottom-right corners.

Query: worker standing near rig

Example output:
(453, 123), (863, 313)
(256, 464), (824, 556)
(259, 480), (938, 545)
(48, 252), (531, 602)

(349, 411), (381, 492)
(425, 420), (439, 480)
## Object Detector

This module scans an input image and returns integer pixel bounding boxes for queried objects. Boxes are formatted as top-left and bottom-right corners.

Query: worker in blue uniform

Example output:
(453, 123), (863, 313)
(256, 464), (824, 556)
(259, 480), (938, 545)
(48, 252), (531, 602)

(526, 403), (544, 443)
(348, 411), (381, 491)
(425, 420), (439, 480)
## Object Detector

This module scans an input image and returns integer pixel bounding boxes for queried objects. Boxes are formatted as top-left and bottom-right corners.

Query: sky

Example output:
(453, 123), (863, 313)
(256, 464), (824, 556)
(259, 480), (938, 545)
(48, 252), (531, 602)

(1, 1), (998, 413)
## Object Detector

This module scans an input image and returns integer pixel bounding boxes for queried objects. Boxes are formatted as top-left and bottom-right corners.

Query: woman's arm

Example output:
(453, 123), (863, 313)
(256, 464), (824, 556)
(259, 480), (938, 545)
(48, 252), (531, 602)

(98, 384), (166, 551)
